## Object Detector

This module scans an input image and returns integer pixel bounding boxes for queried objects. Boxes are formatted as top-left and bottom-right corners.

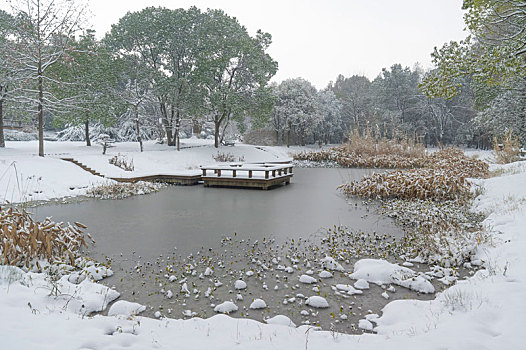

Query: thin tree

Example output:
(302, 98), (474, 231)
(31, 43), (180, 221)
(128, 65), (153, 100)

(9, 0), (86, 156)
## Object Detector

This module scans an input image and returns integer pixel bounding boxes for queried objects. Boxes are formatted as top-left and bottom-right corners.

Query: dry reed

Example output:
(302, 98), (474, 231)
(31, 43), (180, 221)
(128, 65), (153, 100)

(0, 207), (93, 269)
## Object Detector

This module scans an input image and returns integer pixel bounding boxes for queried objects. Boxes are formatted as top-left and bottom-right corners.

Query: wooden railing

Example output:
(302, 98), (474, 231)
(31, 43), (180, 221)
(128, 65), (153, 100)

(201, 163), (293, 180)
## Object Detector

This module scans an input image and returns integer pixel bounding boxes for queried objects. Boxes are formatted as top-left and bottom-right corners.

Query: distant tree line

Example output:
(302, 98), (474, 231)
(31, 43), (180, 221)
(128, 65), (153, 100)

(1, 0), (523, 154)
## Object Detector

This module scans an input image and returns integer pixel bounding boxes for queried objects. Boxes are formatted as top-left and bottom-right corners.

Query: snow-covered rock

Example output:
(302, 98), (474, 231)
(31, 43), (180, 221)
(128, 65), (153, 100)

(107, 300), (146, 317)
(318, 270), (333, 278)
(299, 275), (317, 284)
(305, 296), (329, 308)
(358, 319), (373, 331)
(335, 284), (363, 295)
(249, 298), (267, 309)
(214, 301), (238, 314)
(234, 280), (247, 290)
(350, 259), (435, 294)
(265, 315), (296, 327)
(320, 256), (344, 271)
(354, 279), (370, 290)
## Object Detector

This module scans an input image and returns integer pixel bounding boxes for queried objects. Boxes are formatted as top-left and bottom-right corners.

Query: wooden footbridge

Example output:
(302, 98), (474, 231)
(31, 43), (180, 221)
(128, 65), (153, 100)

(61, 158), (292, 190)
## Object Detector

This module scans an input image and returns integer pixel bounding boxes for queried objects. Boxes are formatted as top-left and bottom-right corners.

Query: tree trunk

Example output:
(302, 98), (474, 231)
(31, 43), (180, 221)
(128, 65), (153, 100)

(214, 118), (220, 148)
(0, 98), (4, 148)
(38, 68), (44, 157)
(175, 111), (180, 151)
(85, 119), (91, 146)
(135, 106), (143, 152)
(159, 101), (173, 146)
(286, 130), (290, 148)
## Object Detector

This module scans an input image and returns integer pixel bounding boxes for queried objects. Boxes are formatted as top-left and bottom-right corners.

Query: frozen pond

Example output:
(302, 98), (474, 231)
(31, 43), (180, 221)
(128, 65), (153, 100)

(33, 168), (445, 333)
(34, 168), (403, 262)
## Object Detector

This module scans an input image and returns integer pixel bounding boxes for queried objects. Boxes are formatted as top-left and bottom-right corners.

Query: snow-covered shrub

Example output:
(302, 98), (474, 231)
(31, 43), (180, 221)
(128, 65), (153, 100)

(108, 153), (134, 171)
(213, 152), (244, 162)
(382, 199), (487, 266)
(86, 181), (163, 200)
(4, 130), (38, 141)
(0, 207), (93, 269)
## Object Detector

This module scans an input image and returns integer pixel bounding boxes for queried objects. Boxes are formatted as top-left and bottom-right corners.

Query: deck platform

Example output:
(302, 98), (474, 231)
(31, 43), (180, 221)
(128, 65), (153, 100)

(201, 163), (293, 190)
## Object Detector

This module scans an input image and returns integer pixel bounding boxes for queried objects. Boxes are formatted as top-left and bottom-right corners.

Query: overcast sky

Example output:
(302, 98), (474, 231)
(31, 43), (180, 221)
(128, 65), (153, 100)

(7, 0), (470, 89)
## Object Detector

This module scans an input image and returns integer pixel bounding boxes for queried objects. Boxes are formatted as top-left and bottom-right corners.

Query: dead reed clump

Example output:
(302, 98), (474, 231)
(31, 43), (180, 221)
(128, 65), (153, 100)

(493, 130), (521, 164)
(0, 207), (94, 269)
(86, 181), (163, 200)
(339, 168), (473, 202)
(294, 129), (427, 169)
(109, 153), (135, 171)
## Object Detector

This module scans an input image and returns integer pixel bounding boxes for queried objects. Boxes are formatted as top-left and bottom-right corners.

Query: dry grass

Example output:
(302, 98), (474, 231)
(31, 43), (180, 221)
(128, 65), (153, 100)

(493, 130), (521, 164)
(0, 207), (93, 269)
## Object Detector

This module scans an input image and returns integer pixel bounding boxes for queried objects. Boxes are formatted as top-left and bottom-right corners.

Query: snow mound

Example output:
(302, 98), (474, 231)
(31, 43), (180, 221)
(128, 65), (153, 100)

(249, 298), (267, 309)
(299, 274), (317, 284)
(320, 256), (344, 271)
(234, 280), (247, 290)
(305, 296), (329, 308)
(350, 259), (435, 294)
(107, 300), (146, 317)
(265, 315), (296, 327)
(214, 301), (238, 314)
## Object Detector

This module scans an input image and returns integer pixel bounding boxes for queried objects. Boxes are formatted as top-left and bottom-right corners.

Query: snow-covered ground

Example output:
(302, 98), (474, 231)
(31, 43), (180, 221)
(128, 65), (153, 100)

(0, 139), (299, 204)
(1, 141), (524, 349)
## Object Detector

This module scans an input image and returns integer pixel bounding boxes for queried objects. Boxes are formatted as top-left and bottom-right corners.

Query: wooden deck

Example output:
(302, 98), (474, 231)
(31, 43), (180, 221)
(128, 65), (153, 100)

(201, 163), (293, 190)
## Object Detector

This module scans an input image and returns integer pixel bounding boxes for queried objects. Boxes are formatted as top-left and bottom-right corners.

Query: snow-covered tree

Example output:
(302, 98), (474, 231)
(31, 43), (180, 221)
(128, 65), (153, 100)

(50, 30), (124, 147)
(317, 90), (343, 144)
(329, 74), (371, 134)
(7, 0), (86, 156)
(273, 78), (320, 147)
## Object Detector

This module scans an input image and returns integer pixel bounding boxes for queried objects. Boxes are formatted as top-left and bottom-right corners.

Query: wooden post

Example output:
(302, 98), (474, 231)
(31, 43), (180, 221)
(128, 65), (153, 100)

(265, 170), (269, 179)
(202, 169), (206, 177)
(217, 169), (221, 177)
(249, 170), (253, 178)
(232, 169), (236, 178)
(278, 169), (282, 176)
(272, 170), (276, 177)
(289, 167), (293, 173)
